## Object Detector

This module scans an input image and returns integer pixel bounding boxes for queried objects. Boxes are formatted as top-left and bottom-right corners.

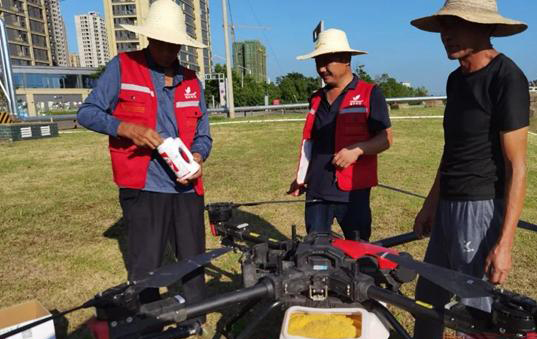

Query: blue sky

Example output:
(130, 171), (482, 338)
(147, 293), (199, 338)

(61, 0), (537, 95)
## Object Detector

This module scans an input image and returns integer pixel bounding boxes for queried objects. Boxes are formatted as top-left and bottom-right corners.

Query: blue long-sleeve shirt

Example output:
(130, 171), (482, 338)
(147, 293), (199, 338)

(77, 49), (212, 193)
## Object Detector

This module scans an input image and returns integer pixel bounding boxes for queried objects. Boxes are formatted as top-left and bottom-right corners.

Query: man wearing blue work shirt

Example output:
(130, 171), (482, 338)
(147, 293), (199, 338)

(77, 0), (211, 325)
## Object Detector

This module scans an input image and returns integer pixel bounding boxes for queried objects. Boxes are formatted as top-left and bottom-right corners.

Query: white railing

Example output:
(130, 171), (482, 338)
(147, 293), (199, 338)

(21, 96), (448, 122)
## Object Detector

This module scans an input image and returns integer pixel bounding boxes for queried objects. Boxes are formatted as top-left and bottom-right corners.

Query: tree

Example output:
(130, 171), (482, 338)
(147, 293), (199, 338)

(374, 73), (428, 98)
(355, 65), (373, 83)
(275, 73), (320, 103)
(205, 64), (429, 108)
(205, 64), (281, 107)
(355, 65), (428, 98)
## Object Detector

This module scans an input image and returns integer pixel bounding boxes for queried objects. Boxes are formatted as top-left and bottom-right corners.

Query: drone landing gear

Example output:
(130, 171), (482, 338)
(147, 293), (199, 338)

(213, 300), (283, 339)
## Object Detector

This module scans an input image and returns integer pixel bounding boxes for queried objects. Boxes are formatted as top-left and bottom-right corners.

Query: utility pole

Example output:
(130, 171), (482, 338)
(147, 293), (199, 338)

(221, 0), (235, 118)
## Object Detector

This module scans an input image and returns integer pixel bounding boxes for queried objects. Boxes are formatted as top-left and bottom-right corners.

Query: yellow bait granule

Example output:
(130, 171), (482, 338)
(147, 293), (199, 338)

(287, 313), (358, 339)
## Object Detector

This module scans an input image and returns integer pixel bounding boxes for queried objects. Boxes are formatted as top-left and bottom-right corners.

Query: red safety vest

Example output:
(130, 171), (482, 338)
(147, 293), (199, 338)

(109, 51), (204, 195)
(296, 80), (377, 191)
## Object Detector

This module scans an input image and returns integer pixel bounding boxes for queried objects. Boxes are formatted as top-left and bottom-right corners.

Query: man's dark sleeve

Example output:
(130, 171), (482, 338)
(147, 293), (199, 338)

(368, 86), (391, 133)
(495, 66), (530, 131)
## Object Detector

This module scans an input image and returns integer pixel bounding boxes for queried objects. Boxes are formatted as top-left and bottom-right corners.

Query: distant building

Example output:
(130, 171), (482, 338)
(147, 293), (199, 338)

(233, 40), (267, 83)
(0, 0), (53, 66)
(69, 53), (80, 68)
(13, 65), (96, 116)
(102, 0), (212, 76)
(75, 12), (110, 68)
(44, 0), (68, 66)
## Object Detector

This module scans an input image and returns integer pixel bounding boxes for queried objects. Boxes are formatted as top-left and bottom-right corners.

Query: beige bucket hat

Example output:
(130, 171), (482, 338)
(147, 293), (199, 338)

(121, 0), (207, 48)
(296, 28), (367, 60)
(411, 0), (527, 37)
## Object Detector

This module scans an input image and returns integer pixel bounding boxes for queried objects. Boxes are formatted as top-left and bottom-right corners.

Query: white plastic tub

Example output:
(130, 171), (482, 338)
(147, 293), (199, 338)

(280, 306), (389, 339)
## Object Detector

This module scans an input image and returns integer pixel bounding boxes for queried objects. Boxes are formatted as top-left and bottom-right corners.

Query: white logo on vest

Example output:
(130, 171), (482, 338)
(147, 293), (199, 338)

(185, 86), (198, 99)
(350, 94), (363, 106)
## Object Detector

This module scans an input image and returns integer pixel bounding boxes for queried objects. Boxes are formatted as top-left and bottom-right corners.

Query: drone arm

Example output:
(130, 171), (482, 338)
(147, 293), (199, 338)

(366, 285), (444, 323)
(108, 280), (274, 339)
(365, 285), (530, 337)
(183, 279), (273, 321)
(139, 279), (274, 327)
(215, 222), (286, 249)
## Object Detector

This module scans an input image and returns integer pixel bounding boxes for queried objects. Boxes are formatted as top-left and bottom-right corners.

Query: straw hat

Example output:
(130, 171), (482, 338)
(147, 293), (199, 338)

(296, 28), (367, 60)
(121, 0), (207, 48)
(411, 0), (527, 37)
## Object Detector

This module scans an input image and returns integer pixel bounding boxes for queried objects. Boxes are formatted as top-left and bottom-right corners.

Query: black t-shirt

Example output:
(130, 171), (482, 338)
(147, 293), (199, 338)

(440, 54), (530, 200)
(306, 75), (391, 202)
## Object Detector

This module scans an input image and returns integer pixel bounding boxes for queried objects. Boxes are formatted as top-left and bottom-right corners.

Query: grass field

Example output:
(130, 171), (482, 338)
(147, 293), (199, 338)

(1, 107), (536, 338)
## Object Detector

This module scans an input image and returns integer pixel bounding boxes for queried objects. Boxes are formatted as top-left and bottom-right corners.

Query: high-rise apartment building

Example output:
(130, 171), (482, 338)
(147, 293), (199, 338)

(69, 53), (80, 67)
(75, 12), (110, 68)
(102, 0), (211, 76)
(0, 0), (53, 66)
(43, 0), (68, 66)
(233, 40), (266, 83)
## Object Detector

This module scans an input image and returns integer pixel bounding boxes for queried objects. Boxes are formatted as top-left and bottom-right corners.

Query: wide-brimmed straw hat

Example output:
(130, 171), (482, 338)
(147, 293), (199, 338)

(121, 0), (207, 48)
(411, 0), (527, 37)
(296, 28), (367, 60)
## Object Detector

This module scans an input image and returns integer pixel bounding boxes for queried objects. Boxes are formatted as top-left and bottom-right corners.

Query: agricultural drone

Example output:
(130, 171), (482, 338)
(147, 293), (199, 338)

(2, 199), (537, 339)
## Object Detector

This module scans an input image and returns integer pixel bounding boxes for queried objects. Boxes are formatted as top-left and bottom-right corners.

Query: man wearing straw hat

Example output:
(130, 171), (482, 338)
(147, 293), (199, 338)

(77, 0), (211, 325)
(288, 28), (392, 241)
(410, 1), (530, 338)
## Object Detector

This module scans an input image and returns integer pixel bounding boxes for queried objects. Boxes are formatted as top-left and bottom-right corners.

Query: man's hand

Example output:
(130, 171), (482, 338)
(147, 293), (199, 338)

(413, 204), (435, 238)
(177, 152), (203, 185)
(332, 146), (364, 168)
(287, 179), (305, 197)
(484, 243), (512, 285)
(117, 122), (163, 149)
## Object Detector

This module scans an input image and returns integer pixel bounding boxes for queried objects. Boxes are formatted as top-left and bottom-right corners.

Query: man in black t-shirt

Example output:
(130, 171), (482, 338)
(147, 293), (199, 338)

(410, 1), (530, 338)
(288, 28), (392, 241)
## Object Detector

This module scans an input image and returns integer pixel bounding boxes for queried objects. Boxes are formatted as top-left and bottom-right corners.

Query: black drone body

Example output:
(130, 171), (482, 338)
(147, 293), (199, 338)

(2, 200), (536, 339)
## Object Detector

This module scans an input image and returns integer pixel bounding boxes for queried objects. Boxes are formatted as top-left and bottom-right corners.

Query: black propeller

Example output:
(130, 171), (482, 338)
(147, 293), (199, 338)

(378, 183), (537, 233)
(383, 252), (495, 298)
(133, 247), (232, 289)
(0, 247), (232, 339)
(233, 199), (320, 207)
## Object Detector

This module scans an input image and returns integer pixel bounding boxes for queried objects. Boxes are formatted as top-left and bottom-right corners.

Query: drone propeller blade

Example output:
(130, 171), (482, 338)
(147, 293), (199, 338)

(134, 247), (232, 289)
(236, 200), (304, 207)
(518, 220), (537, 233)
(383, 253), (495, 298)
(373, 231), (420, 248)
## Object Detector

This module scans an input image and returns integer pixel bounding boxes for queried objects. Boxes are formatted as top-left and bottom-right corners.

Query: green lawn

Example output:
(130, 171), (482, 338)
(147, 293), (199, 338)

(1, 110), (536, 338)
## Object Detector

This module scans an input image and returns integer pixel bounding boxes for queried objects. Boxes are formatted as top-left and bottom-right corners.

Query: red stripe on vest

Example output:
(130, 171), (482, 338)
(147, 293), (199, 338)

(109, 51), (204, 195)
(296, 80), (378, 191)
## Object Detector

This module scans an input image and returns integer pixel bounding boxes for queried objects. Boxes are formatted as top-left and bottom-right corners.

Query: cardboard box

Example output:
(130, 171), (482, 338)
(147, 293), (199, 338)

(0, 300), (56, 339)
